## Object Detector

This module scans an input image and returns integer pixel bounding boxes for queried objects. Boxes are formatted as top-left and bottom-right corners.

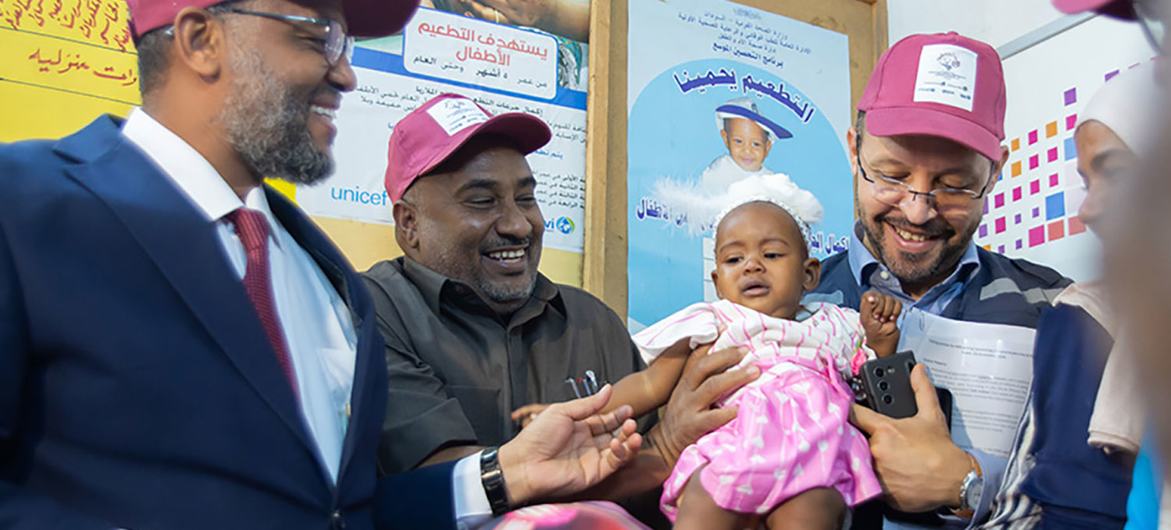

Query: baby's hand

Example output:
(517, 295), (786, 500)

(511, 403), (551, 429)
(860, 290), (902, 357)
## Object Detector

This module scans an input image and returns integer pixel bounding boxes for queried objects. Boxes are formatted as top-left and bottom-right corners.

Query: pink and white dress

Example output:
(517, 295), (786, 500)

(633, 300), (882, 520)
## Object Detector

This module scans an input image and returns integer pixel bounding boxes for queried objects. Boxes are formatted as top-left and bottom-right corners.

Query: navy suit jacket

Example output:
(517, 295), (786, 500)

(0, 116), (456, 530)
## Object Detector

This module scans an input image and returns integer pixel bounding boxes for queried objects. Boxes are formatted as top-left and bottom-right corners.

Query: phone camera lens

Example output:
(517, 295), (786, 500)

(882, 395), (893, 405)
(874, 367), (885, 378)
(878, 381), (889, 391)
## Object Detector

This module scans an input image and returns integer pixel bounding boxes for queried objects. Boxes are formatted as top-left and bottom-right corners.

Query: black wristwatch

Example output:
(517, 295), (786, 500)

(480, 446), (511, 516)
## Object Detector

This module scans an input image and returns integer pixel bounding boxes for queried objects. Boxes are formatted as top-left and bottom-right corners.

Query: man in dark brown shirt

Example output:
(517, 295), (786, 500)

(362, 92), (648, 475)
(364, 252), (644, 473)
(362, 94), (760, 526)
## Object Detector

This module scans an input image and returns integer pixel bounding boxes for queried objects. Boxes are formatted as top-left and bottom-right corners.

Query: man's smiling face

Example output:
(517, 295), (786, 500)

(852, 129), (999, 295)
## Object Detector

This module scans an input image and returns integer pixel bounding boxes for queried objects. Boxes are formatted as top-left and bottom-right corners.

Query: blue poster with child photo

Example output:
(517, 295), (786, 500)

(627, 0), (853, 331)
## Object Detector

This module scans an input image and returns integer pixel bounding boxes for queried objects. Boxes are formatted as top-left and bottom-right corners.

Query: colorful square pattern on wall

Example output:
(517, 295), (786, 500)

(974, 59), (1154, 258)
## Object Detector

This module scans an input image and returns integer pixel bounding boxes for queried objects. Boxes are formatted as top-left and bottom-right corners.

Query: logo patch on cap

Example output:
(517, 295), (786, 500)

(913, 44), (978, 112)
(426, 97), (490, 136)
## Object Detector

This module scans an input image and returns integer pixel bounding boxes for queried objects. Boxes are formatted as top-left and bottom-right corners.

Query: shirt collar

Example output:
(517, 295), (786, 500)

(847, 222), (878, 289)
(122, 108), (280, 247)
(400, 256), (561, 318)
(846, 221), (979, 294)
(401, 256), (449, 315)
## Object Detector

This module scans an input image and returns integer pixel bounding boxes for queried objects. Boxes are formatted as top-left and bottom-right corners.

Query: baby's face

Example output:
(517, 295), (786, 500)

(711, 202), (819, 320)
(721, 118), (772, 172)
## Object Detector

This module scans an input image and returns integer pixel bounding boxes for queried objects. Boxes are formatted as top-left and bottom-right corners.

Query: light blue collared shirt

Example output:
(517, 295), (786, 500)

(846, 223), (981, 327)
(844, 224), (1001, 529)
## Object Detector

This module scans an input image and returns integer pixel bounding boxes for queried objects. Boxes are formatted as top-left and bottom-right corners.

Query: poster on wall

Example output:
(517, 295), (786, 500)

(626, 0), (852, 330)
(974, 15), (1152, 282)
(295, 5), (588, 255)
(414, 0), (590, 90)
(0, 0), (139, 142)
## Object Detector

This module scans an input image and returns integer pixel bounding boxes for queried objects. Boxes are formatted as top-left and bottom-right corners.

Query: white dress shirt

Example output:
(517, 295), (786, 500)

(121, 109), (492, 521)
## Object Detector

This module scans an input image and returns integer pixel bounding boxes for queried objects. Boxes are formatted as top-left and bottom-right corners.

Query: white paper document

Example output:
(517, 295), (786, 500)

(899, 310), (1037, 458)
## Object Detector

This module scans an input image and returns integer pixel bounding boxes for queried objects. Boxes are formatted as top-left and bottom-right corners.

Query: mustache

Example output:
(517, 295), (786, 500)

(310, 86), (343, 108)
(878, 214), (955, 239)
(481, 236), (532, 252)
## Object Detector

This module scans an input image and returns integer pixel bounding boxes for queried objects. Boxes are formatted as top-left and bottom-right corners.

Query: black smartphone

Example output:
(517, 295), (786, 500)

(851, 351), (955, 430)
(936, 386), (954, 430)
(853, 351), (919, 419)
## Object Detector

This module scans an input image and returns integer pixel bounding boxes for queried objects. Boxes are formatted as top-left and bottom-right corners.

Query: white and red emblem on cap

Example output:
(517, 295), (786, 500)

(384, 93), (552, 202)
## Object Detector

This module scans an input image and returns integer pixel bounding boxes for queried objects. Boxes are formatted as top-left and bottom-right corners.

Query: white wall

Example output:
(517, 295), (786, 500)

(887, 0), (1067, 48)
(885, 1), (1154, 282)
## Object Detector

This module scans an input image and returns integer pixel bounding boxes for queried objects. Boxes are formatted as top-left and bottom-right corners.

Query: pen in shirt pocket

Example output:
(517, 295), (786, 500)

(565, 370), (602, 398)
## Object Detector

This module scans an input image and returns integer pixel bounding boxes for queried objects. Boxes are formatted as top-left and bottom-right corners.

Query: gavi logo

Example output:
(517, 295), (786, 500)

(544, 216), (576, 235)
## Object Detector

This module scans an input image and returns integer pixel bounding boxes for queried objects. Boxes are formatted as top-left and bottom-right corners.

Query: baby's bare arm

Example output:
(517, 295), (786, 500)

(511, 340), (696, 429)
(860, 290), (902, 358)
(603, 340), (693, 417)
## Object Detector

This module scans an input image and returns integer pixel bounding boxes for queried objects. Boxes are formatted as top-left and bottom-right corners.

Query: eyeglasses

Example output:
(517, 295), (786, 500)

(1133, 0), (1167, 53)
(220, 7), (354, 67)
(857, 154), (993, 211)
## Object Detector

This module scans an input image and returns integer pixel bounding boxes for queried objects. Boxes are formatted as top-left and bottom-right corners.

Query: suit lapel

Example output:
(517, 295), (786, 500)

(59, 117), (316, 455)
(266, 189), (374, 481)
(266, 188), (362, 326)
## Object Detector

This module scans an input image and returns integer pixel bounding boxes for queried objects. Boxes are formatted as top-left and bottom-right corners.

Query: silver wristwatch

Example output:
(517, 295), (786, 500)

(957, 466), (984, 515)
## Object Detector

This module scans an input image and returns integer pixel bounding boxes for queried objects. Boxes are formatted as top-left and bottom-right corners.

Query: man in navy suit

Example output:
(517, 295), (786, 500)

(0, 0), (641, 528)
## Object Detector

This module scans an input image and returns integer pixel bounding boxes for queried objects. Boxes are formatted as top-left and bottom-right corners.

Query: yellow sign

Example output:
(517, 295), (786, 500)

(0, 1), (584, 286)
(1, 0), (139, 141)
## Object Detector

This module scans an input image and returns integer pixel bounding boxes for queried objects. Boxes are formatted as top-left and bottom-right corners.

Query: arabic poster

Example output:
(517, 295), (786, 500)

(418, 0), (589, 91)
(294, 6), (588, 281)
(627, 0), (852, 330)
(973, 15), (1153, 282)
(0, 0), (139, 142)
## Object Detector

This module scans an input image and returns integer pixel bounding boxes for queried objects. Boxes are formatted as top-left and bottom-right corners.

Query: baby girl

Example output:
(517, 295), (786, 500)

(518, 175), (901, 529)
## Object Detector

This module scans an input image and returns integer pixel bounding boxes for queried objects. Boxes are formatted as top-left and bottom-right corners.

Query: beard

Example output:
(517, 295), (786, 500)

(432, 233), (539, 306)
(218, 45), (334, 186)
(861, 212), (973, 286)
(479, 273), (537, 305)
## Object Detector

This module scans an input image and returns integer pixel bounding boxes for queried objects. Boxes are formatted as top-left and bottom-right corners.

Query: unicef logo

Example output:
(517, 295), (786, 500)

(555, 216), (575, 235)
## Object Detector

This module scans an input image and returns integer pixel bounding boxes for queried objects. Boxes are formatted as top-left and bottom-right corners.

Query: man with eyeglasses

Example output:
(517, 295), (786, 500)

(0, 1), (644, 529)
(806, 33), (1071, 529)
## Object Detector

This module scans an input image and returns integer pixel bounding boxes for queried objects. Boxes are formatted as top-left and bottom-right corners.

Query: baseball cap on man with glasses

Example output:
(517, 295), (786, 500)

(125, 0), (418, 39)
(858, 31), (1007, 162)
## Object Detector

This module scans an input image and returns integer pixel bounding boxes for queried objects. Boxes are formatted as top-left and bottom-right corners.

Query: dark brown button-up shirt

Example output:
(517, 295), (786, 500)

(362, 257), (644, 474)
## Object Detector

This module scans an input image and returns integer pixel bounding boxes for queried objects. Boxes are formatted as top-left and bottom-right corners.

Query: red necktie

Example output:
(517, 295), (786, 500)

(227, 208), (299, 399)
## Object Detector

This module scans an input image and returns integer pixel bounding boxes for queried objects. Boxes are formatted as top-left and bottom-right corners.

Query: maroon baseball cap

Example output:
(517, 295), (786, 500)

(859, 32), (1006, 162)
(1052, 0), (1137, 19)
(125, 0), (420, 39)
(385, 93), (552, 202)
